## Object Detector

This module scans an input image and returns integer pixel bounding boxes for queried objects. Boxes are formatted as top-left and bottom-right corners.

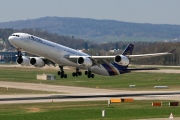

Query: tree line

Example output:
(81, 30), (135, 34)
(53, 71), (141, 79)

(0, 28), (179, 65)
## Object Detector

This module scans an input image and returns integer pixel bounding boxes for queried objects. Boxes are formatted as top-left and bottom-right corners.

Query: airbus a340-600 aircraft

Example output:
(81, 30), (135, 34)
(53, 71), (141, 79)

(8, 33), (173, 78)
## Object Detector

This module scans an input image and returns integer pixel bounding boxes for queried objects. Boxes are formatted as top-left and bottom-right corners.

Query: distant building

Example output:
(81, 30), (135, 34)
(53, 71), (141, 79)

(0, 51), (26, 63)
(109, 49), (120, 54)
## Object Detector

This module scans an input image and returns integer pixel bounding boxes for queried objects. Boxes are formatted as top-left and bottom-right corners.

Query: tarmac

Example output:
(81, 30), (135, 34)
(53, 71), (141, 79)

(0, 81), (180, 104)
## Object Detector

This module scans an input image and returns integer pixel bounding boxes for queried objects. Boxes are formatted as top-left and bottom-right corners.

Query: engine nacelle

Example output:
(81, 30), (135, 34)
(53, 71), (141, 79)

(16, 56), (31, 66)
(30, 57), (45, 67)
(114, 55), (130, 66)
(77, 57), (92, 67)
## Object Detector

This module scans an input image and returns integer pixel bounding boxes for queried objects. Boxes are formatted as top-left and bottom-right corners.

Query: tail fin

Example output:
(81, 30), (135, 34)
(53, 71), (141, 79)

(170, 48), (176, 54)
(122, 44), (134, 55)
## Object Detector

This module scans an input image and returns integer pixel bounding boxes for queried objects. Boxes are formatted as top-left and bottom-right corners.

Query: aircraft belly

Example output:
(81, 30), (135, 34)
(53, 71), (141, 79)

(54, 57), (83, 68)
(91, 64), (121, 76)
(90, 66), (113, 76)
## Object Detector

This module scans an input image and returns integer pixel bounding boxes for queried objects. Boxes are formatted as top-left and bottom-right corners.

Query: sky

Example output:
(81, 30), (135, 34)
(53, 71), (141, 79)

(0, 0), (180, 25)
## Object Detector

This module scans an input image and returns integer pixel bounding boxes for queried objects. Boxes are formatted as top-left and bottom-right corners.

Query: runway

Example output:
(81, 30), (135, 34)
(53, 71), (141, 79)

(0, 81), (180, 104)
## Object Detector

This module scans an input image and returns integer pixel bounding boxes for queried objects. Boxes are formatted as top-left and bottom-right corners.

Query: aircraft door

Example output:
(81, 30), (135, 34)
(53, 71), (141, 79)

(24, 36), (29, 42)
(56, 46), (61, 52)
(20, 36), (24, 40)
(21, 35), (30, 43)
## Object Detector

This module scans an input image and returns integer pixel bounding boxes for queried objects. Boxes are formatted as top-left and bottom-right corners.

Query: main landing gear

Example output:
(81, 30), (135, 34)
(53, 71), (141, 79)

(85, 70), (95, 78)
(58, 67), (95, 79)
(58, 66), (67, 78)
(72, 68), (82, 77)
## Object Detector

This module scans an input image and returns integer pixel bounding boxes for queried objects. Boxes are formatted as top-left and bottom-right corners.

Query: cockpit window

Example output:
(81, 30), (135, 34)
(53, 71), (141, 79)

(12, 34), (20, 37)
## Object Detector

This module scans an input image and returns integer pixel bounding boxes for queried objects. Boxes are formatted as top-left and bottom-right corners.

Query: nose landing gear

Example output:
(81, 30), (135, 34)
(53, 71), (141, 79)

(17, 48), (22, 57)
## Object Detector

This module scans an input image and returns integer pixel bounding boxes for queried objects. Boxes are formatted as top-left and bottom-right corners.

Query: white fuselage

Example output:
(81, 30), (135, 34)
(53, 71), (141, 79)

(8, 33), (115, 76)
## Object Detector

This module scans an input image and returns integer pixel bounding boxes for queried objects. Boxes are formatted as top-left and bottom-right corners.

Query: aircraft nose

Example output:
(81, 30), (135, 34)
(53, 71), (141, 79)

(8, 36), (14, 42)
(8, 36), (13, 41)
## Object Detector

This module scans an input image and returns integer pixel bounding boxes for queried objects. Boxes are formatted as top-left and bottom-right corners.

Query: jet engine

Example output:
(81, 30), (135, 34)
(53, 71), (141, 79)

(30, 57), (45, 67)
(114, 55), (130, 66)
(77, 57), (92, 67)
(16, 56), (30, 66)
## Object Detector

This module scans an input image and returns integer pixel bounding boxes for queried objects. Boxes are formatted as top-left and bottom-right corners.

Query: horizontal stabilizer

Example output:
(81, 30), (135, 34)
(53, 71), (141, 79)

(126, 68), (159, 71)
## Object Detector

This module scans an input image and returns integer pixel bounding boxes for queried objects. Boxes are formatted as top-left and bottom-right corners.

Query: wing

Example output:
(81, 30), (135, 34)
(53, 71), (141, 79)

(40, 57), (56, 67)
(127, 49), (175, 60)
(126, 52), (172, 60)
(67, 55), (114, 65)
(67, 49), (174, 66)
(120, 67), (159, 74)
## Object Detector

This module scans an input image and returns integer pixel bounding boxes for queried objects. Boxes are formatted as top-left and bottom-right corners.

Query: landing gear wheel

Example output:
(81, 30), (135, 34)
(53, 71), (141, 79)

(86, 71), (95, 78)
(64, 74), (67, 78)
(58, 71), (61, 75)
(61, 75), (64, 78)
(72, 68), (82, 77)
(72, 72), (75, 77)
(85, 71), (88, 75)
(88, 74), (91, 78)
(58, 66), (67, 79)
(91, 74), (94, 78)
(72, 72), (77, 77)
(78, 71), (82, 76)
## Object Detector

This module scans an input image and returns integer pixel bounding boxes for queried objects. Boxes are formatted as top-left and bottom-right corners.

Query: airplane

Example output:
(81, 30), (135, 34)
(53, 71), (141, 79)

(8, 33), (174, 78)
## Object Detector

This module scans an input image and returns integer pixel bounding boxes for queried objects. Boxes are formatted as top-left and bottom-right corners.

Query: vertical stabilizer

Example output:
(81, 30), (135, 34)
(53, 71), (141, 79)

(122, 44), (134, 55)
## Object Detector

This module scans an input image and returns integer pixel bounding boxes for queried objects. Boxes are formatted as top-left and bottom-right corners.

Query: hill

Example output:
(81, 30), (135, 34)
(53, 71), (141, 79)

(1, 17), (180, 43)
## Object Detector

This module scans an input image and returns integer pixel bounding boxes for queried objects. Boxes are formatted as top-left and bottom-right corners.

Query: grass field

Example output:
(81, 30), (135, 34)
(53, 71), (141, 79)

(0, 66), (180, 90)
(0, 100), (179, 120)
(0, 66), (180, 119)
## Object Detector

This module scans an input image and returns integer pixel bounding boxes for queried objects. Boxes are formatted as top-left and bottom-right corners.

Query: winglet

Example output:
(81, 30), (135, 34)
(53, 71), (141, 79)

(170, 49), (176, 53)
(122, 44), (134, 55)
